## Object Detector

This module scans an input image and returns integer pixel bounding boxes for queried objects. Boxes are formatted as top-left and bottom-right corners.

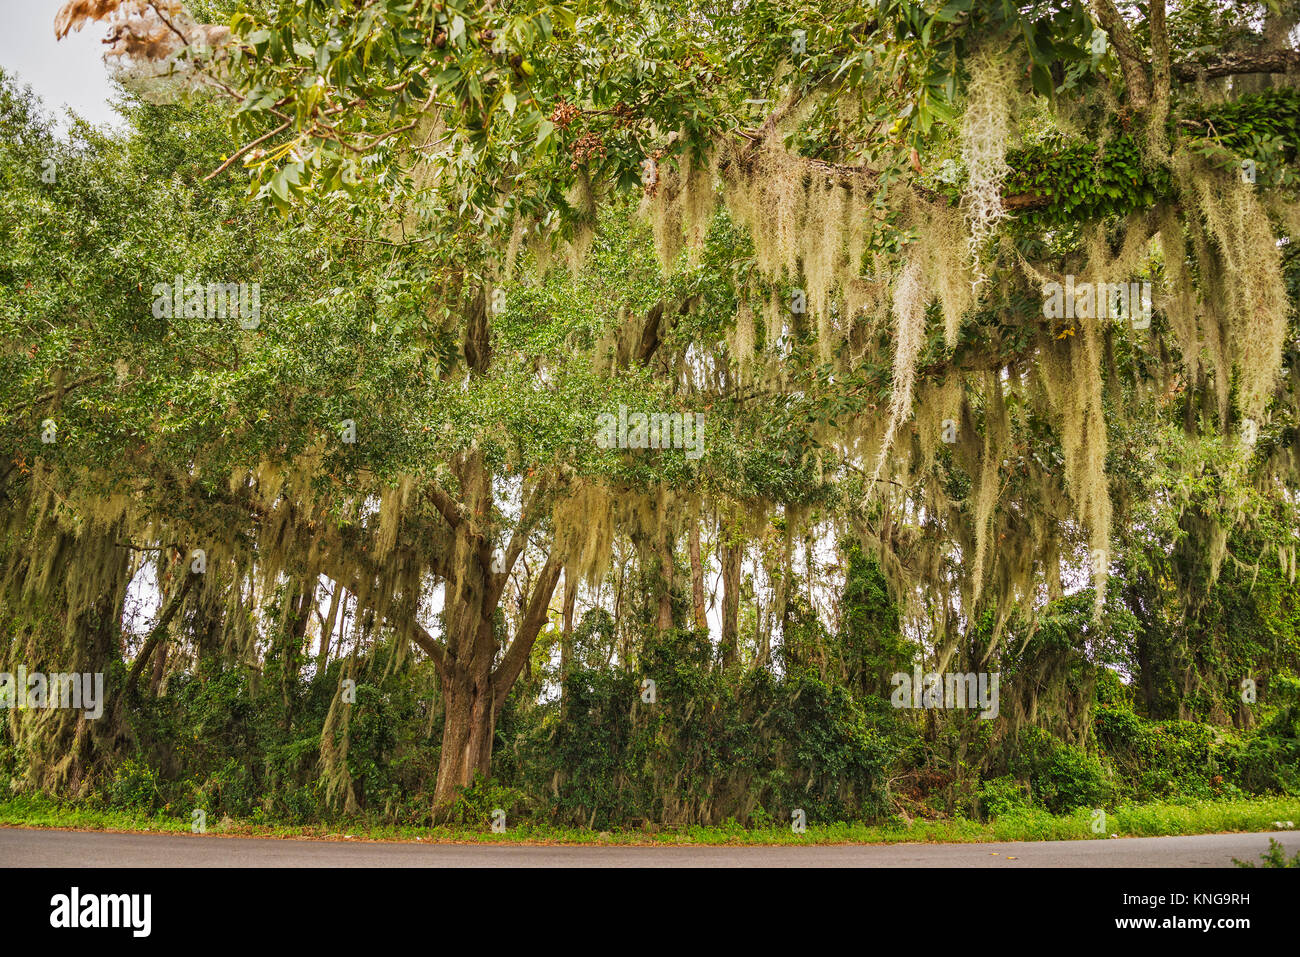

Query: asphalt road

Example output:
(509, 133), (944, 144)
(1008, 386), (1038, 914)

(3, 827), (1297, 867)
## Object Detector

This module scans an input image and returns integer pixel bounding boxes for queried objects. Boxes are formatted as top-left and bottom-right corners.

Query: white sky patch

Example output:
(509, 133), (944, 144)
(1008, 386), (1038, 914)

(0, 0), (124, 130)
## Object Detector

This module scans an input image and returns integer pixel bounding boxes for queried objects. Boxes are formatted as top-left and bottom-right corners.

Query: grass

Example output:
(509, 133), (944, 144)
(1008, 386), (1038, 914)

(1, 794), (1298, 846)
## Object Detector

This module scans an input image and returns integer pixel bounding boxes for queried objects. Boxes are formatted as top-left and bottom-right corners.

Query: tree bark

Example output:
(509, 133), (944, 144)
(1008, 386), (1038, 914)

(432, 648), (498, 808)
(427, 450), (564, 811)
(124, 569), (196, 699)
(429, 551), (563, 809)
(1090, 0), (1151, 106)
(761, 530), (793, 670)
(150, 634), (168, 695)
(720, 533), (742, 666)
(689, 507), (707, 632)
(656, 520), (675, 635)
(282, 577), (315, 728)
(561, 571), (577, 708)
(430, 453), (500, 808)
(317, 580), (342, 675)
(1172, 49), (1300, 81)
(643, 488), (675, 635)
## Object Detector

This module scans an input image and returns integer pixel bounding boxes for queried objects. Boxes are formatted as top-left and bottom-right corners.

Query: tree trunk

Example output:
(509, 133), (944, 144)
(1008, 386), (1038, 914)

(655, 492), (675, 634)
(432, 652), (497, 808)
(282, 577), (315, 728)
(561, 572), (577, 708)
(689, 506), (707, 631)
(150, 635), (168, 695)
(426, 449), (564, 812)
(721, 534), (742, 666)
(429, 550), (563, 810)
(431, 503), (499, 809)
(317, 581), (342, 675)
(761, 530), (792, 670)
(124, 568), (195, 700)
(612, 552), (627, 666)
(432, 306), (501, 807)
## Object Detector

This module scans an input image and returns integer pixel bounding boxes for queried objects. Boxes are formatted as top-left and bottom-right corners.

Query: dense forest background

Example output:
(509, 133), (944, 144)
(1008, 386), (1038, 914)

(2, 0), (1300, 829)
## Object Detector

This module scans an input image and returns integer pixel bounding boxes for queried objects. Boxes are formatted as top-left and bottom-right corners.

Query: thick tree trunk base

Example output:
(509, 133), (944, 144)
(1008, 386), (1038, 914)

(431, 669), (495, 816)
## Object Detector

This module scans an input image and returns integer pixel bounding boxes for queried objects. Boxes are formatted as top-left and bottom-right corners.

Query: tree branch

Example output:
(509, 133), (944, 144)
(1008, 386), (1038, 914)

(489, 473), (553, 606)
(1090, 0), (1151, 106)
(205, 120), (292, 181)
(1172, 49), (1300, 81)
(424, 481), (467, 531)
(123, 568), (197, 699)
(406, 621), (448, 674)
(491, 551), (562, 710)
(1150, 0), (1170, 113)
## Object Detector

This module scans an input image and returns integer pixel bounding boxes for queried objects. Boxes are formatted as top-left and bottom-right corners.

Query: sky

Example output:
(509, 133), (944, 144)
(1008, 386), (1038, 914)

(0, 0), (122, 129)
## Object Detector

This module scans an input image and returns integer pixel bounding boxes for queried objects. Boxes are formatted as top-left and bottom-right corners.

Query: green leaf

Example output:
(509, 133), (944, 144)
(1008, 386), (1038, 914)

(1030, 63), (1054, 98)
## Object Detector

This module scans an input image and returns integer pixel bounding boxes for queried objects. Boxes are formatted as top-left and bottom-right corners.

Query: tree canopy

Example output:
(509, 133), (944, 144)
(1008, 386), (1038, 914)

(3, 0), (1298, 817)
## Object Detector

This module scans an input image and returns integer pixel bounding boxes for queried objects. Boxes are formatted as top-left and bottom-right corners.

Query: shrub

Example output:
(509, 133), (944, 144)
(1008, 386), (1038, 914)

(1010, 727), (1111, 813)
(978, 775), (1033, 818)
(444, 775), (527, 828)
(106, 757), (164, 813)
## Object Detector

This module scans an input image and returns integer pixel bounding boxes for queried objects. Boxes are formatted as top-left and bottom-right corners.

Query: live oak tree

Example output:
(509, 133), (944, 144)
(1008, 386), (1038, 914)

(21, 0), (1300, 808)
(1, 66), (709, 804)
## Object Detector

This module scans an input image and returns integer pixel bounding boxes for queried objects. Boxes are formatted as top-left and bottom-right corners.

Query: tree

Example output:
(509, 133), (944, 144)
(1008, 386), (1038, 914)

(28, 0), (1300, 811)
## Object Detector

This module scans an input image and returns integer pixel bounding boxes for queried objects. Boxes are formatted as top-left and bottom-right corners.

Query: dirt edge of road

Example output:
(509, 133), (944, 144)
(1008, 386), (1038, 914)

(2, 821), (1295, 849)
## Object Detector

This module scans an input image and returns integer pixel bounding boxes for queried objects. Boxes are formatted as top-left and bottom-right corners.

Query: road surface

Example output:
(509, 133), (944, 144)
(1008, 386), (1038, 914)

(2, 827), (1297, 866)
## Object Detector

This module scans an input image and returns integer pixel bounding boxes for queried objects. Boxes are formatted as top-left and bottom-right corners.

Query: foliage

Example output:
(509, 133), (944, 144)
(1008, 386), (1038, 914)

(5, 0), (1300, 828)
(1233, 837), (1300, 868)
